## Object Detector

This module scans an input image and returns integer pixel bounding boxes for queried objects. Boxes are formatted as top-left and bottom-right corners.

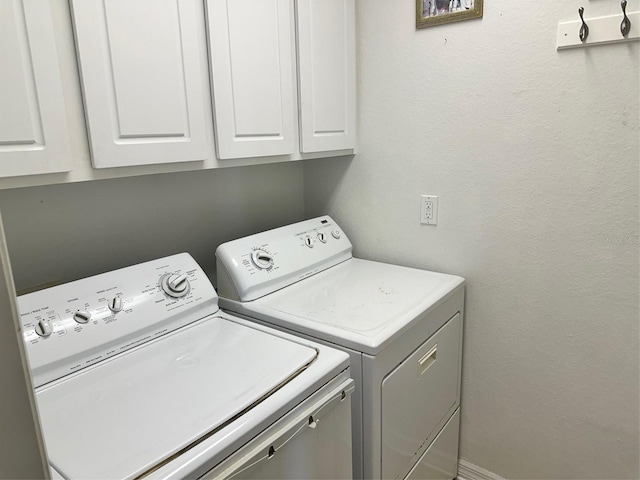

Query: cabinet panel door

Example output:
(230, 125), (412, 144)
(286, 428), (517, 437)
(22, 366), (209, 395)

(71, 0), (209, 168)
(0, 0), (71, 177)
(296, 0), (356, 153)
(206, 0), (295, 159)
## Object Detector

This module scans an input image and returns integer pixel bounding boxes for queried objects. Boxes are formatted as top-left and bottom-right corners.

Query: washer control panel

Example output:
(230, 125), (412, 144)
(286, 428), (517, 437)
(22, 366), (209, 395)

(216, 216), (352, 302)
(18, 253), (217, 388)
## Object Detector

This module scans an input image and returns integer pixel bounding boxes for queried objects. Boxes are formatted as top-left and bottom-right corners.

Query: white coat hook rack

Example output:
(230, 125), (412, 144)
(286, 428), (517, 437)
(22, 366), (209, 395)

(557, 3), (640, 50)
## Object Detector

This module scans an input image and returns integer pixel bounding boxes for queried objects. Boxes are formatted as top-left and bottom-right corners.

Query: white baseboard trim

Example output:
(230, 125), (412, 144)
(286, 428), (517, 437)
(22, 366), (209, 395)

(457, 459), (505, 480)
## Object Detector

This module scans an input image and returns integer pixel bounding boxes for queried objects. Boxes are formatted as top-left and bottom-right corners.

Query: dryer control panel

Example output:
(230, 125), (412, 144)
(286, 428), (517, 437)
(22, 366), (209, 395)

(216, 216), (353, 302)
(18, 253), (217, 388)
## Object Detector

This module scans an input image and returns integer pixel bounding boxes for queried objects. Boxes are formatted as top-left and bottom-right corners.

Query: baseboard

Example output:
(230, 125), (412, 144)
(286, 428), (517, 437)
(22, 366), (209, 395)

(457, 459), (505, 480)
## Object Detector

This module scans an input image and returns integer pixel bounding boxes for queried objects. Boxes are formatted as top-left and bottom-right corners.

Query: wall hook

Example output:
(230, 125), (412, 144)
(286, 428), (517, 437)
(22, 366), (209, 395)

(620, 0), (631, 37)
(579, 7), (589, 42)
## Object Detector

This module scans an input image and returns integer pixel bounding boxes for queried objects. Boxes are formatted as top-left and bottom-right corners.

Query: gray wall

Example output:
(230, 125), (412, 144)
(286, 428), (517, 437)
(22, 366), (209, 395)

(0, 162), (304, 292)
(304, 0), (639, 478)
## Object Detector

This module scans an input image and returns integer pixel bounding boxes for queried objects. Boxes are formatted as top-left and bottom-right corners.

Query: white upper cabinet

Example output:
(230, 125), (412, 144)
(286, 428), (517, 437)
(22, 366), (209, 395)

(0, 0), (71, 177)
(0, 0), (356, 187)
(296, 0), (356, 153)
(70, 0), (209, 168)
(205, 0), (356, 160)
(205, 0), (296, 160)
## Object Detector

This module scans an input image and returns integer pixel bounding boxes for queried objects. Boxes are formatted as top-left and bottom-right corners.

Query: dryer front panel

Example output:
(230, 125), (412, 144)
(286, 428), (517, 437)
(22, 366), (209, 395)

(380, 313), (462, 479)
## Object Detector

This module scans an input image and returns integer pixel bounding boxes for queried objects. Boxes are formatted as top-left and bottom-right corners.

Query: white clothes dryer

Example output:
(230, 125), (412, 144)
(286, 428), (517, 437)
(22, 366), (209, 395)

(18, 253), (353, 480)
(216, 216), (465, 480)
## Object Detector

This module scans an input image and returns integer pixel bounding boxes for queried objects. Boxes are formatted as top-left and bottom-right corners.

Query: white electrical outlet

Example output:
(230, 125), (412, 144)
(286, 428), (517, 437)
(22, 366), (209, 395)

(420, 195), (438, 225)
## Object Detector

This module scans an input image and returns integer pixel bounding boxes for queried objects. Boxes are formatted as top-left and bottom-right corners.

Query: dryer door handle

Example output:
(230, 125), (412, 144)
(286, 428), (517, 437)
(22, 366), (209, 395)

(418, 344), (437, 376)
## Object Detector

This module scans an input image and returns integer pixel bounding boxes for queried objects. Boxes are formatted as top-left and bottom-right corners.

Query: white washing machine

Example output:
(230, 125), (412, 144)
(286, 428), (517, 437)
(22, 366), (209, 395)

(18, 253), (354, 479)
(216, 216), (465, 480)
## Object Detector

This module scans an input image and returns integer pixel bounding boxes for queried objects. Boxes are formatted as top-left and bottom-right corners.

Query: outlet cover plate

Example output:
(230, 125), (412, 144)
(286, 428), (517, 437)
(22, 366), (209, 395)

(420, 195), (438, 225)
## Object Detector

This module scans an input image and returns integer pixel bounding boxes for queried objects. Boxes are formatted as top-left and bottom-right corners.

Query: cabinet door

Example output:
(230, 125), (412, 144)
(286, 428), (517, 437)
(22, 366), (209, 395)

(0, 0), (71, 177)
(206, 0), (296, 159)
(296, 0), (356, 153)
(70, 0), (209, 168)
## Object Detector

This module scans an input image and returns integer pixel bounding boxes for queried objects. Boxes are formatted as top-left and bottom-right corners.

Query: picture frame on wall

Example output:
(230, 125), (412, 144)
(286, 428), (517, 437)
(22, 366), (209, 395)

(416, 0), (483, 28)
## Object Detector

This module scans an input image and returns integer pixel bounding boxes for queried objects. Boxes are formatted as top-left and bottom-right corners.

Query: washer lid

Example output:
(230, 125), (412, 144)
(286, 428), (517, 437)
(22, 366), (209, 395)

(35, 316), (317, 480)
(225, 258), (464, 355)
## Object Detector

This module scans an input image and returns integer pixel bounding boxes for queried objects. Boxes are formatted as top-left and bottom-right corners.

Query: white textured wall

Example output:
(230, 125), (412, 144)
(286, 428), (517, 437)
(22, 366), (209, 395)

(305, 1), (639, 478)
(0, 163), (304, 292)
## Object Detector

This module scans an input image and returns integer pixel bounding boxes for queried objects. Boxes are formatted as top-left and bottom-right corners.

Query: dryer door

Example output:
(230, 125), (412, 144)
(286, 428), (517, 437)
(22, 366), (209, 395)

(380, 313), (462, 479)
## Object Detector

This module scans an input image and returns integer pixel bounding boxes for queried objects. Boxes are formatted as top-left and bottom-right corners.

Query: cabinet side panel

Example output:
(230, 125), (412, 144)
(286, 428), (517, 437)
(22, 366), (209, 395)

(0, 214), (50, 479)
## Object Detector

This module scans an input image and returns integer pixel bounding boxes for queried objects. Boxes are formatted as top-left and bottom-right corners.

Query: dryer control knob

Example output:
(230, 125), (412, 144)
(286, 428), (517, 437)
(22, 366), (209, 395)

(317, 232), (327, 243)
(161, 273), (190, 298)
(35, 319), (53, 337)
(251, 250), (274, 270)
(331, 229), (341, 239)
(109, 295), (123, 313)
(304, 236), (314, 248)
(73, 310), (92, 324)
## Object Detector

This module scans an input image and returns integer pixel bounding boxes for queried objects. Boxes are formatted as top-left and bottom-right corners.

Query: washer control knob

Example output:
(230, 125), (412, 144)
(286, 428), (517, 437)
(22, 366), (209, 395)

(73, 310), (92, 324)
(109, 295), (123, 313)
(35, 319), (53, 337)
(317, 232), (327, 243)
(331, 229), (341, 239)
(161, 273), (190, 298)
(168, 274), (188, 292)
(251, 250), (274, 270)
(305, 236), (314, 248)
